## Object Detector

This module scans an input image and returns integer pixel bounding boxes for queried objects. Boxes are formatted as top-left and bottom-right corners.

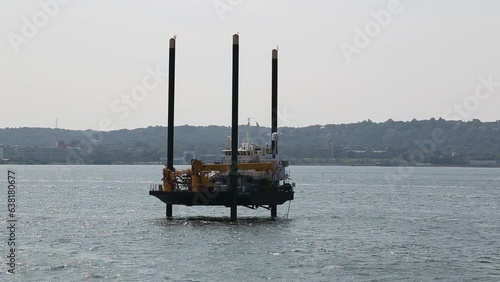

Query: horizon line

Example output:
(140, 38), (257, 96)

(2, 118), (500, 132)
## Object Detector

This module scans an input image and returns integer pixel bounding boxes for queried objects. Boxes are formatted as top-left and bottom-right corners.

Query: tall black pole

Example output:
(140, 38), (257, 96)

(271, 49), (278, 218)
(230, 34), (239, 222)
(166, 37), (176, 218)
(271, 49), (278, 157)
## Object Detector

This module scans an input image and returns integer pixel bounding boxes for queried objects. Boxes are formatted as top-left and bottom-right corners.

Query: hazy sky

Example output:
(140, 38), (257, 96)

(1, 0), (500, 130)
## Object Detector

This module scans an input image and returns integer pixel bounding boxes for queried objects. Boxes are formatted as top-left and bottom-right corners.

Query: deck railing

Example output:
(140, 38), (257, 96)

(149, 184), (162, 191)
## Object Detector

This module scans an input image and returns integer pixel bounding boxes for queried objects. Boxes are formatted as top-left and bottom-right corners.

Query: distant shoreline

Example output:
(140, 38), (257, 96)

(1, 162), (499, 168)
(2, 120), (500, 167)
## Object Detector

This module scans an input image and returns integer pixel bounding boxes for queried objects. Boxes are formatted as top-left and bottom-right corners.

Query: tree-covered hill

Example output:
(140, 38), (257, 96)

(1, 119), (500, 165)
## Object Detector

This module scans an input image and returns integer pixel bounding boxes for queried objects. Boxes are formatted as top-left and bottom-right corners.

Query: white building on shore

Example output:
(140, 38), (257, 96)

(16, 141), (80, 163)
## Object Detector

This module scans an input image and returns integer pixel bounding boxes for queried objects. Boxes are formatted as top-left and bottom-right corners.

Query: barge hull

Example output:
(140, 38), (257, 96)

(149, 191), (294, 207)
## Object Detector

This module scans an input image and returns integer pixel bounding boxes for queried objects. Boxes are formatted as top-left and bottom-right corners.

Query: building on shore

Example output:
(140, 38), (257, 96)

(16, 141), (80, 163)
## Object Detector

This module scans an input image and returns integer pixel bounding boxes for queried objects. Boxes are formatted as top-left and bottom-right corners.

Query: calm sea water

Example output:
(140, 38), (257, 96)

(0, 165), (499, 281)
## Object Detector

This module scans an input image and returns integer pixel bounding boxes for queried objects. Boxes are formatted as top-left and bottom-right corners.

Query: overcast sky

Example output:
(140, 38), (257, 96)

(1, 0), (500, 131)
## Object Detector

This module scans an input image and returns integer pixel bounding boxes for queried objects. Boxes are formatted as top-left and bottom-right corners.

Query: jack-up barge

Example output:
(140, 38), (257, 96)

(149, 34), (294, 221)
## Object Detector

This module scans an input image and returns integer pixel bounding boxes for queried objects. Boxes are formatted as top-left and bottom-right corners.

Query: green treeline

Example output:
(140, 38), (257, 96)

(1, 118), (500, 165)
